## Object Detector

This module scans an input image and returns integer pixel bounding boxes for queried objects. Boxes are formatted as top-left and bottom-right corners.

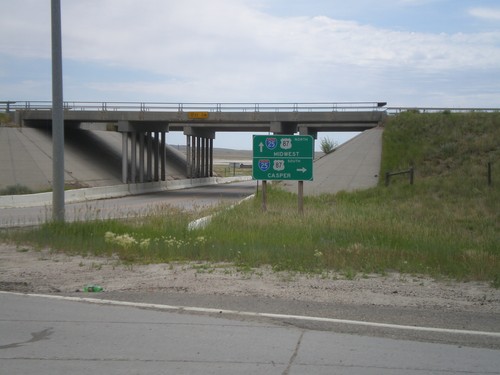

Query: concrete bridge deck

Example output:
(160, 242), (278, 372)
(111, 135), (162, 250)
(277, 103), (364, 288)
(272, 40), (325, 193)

(14, 101), (386, 133)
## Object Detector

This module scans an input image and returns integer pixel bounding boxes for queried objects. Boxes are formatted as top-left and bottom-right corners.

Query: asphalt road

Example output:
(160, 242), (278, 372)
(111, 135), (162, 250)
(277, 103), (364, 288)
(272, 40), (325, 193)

(2, 180), (499, 364)
(84, 291), (500, 351)
(0, 181), (257, 228)
(1, 292), (499, 375)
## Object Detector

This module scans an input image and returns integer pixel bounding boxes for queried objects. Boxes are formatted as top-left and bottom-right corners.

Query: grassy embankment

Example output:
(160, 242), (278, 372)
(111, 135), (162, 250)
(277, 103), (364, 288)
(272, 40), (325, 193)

(2, 111), (499, 284)
(0, 113), (11, 124)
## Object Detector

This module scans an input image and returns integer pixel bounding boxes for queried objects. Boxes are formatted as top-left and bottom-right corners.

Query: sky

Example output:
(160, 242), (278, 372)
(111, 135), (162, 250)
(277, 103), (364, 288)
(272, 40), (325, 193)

(1, 0), (499, 150)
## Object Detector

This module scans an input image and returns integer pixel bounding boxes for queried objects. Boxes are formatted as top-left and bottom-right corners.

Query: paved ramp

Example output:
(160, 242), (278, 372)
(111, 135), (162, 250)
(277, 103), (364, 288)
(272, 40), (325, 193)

(282, 127), (383, 195)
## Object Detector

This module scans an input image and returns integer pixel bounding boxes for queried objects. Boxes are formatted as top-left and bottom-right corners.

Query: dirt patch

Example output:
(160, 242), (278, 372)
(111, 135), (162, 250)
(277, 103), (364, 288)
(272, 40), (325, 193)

(0, 281), (31, 293)
(1, 243), (499, 313)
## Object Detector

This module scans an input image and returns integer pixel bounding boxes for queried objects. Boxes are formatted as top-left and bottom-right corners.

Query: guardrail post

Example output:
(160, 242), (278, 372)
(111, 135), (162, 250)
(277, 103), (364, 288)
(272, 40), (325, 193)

(6, 101), (15, 113)
(385, 167), (415, 187)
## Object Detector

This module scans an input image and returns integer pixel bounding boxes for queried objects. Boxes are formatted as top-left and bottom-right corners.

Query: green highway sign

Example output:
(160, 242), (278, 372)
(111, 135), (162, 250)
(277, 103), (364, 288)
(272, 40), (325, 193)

(252, 135), (314, 181)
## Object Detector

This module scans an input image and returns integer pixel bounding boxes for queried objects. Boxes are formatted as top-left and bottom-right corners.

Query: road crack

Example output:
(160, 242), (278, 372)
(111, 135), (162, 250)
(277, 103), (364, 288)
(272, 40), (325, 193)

(0, 327), (54, 350)
(282, 330), (304, 375)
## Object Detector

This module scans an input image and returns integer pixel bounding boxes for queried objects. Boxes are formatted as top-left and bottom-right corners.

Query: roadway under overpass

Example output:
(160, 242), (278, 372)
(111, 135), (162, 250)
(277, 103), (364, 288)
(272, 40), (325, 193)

(13, 102), (387, 184)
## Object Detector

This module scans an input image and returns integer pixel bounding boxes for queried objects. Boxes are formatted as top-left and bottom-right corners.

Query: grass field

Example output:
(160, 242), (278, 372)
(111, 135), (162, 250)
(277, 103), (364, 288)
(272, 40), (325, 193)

(2, 111), (499, 285)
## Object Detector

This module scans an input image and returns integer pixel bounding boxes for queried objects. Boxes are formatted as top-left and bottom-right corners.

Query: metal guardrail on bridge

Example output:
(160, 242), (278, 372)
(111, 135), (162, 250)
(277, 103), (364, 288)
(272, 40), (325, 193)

(1, 101), (387, 113)
(3, 101), (499, 114)
(387, 107), (500, 115)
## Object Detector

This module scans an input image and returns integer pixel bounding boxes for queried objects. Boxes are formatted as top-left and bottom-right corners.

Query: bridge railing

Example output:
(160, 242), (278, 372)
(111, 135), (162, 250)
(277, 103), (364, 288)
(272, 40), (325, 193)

(4, 101), (500, 114)
(2, 101), (387, 113)
(387, 107), (500, 115)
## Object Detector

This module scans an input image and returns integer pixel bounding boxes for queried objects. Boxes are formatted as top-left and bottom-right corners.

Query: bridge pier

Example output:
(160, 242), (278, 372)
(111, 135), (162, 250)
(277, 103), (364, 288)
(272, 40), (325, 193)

(118, 121), (169, 184)
(120, 124), (215, 183)
(184, 127), (215, 178)
(139, 132), (145, 183)
(298, 125), (318, 139)
(130, 132), (137, 183)
(270, 121), (297, 135)
(122, 132), (128, 184)
(146, 132), (153, 181)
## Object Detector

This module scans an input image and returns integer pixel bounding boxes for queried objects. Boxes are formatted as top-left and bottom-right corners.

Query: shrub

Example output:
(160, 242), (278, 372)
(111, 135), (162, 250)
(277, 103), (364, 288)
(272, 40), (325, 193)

(320, 136), (338, 154)
(0, 184), (33, 195)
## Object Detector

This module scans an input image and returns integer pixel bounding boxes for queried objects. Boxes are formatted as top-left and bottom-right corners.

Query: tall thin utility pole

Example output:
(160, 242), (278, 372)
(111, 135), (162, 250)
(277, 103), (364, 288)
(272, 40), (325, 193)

(51, 0), (65, 222)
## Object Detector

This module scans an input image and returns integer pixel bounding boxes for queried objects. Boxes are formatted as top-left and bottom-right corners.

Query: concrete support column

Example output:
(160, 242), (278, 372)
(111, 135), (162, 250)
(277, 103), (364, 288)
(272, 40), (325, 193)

(209, 138), (213, 177)
(190, 136), (196, 178)
(196, 136), (201, 178)
(139, 132), (145, 183)
(147, 132), (153, 181)
(204, 138), (209, 177)
(271, 121), (297, 135)
(186, 135), (192, 178)
(201, 137), (206, 177)
(154, 132), (160, 181)
(130, 132), (137, 183)
(121, 132), (128, 183)
(198, 137), (201, 177)
(298, 125), (318, 139)
(160, 131), (166, 181)
(298, 125), (317, 156)
(191, 136), (197, 178)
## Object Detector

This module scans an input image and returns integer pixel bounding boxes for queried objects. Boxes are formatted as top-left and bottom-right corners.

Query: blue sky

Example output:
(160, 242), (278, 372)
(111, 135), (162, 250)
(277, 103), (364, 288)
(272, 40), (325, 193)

(1, 0), (499, 149)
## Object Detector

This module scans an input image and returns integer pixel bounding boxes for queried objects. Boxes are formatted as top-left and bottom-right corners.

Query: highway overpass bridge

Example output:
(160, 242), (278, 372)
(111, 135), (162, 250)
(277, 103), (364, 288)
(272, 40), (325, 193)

(12, 101), (387, 184)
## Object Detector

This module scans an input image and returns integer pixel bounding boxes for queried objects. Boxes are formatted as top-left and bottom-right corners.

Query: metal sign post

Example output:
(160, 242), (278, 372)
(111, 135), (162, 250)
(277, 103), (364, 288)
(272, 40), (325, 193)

(261, 180), (267, 211)
(298, 180), (304, 214)
(51, 0), (65, 222)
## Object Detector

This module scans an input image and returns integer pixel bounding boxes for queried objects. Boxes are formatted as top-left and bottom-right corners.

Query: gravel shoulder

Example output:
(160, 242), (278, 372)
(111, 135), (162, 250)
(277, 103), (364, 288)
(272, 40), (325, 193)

(1, 243), (498, 314)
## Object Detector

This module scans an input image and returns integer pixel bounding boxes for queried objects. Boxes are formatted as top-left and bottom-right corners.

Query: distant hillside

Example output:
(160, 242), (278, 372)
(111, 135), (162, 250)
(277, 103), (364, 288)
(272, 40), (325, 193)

(169, 145), (252, 160)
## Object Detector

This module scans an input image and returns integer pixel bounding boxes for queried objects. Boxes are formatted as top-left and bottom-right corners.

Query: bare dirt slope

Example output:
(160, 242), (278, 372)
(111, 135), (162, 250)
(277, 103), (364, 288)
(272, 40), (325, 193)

(1, 243), (498, 314)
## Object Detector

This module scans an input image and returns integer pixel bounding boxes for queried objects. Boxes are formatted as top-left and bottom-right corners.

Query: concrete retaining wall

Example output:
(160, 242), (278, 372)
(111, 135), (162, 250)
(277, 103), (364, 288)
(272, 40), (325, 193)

(0, 176), (252, 208)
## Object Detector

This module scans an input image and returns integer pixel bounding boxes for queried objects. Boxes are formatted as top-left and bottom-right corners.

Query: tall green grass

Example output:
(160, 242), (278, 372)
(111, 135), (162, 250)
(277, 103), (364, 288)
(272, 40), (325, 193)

(199, 182), (498, 281)
(2, 112), (499, 284)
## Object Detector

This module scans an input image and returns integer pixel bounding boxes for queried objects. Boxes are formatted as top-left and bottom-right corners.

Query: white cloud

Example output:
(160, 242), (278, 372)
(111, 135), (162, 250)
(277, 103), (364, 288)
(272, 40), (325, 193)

(0, 0), (50, 58)
(2, 0), (500, 106)
(469, 7), (500, 21)
(4, 1), (498, 71)
(69, 2), (500, 71)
